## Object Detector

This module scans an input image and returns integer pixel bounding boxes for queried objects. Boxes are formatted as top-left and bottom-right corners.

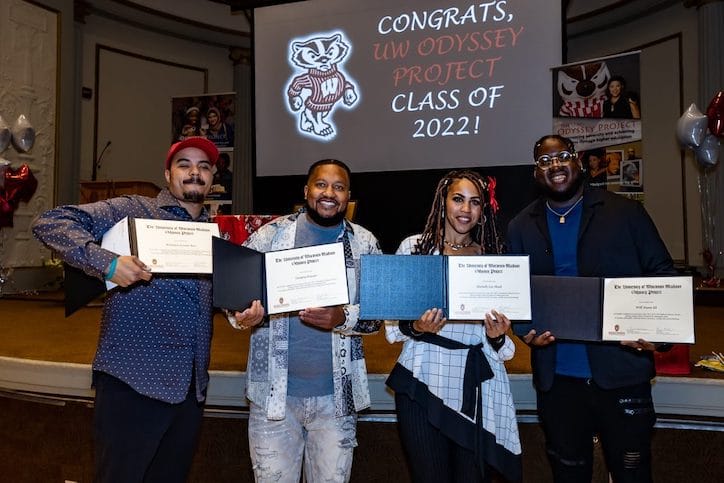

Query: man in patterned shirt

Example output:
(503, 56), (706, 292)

(233, 159), (381, 483)
(32, 137), (263, 482)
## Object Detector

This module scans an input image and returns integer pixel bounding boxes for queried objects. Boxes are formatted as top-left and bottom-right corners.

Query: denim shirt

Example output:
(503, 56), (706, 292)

(242, 211), (382, 420)
(32, 189), (213, 403)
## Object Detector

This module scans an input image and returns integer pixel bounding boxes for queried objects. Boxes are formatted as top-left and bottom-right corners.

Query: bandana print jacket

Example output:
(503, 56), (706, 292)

(242, 211), (382, 420)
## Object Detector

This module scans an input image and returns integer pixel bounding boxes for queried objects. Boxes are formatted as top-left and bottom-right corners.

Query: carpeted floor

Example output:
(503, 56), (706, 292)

(0, 393), (722, 482)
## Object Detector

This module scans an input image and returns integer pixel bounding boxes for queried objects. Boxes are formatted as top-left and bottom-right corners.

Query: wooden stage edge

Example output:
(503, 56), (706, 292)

(0, 294), (723, 421)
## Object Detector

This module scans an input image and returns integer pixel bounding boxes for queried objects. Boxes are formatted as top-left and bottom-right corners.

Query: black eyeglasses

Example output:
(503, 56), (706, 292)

(535, 151), (577, 170)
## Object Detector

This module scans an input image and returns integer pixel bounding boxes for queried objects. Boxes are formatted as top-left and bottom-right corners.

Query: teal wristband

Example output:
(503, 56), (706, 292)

(105, 258), (118, 281)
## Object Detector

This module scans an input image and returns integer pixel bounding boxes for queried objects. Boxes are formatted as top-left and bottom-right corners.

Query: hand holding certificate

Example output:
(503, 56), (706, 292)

(264, 243), (349, 314)
(517, 275), (695, 343)
(359, 254), (531, 321)
(213, 237), (349, 315)
(102, 217), (219, 290)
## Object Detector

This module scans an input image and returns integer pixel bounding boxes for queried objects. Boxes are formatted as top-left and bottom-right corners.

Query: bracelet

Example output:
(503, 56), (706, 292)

(104, 258), (118, 281)
(409, 321), (424, 337)
(486, 333), (505, 351)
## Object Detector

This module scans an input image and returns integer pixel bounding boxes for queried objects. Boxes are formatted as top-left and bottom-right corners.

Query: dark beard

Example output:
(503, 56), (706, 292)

(183, 191), (206, 203)
(305, 201), (346, 227)
(181, 177), (206, 203)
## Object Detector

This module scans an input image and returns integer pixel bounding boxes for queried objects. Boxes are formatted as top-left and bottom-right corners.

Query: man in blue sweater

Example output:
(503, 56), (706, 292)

(506, 134), (675, 483)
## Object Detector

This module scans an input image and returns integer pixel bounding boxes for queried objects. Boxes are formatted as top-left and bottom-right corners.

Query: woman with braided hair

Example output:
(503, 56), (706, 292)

(385, 169), (522, 483)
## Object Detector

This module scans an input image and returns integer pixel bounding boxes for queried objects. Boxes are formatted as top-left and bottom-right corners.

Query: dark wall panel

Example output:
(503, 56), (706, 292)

(253, 165), (538, 253)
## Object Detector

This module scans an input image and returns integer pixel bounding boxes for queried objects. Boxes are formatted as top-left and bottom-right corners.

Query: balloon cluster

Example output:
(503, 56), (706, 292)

(0, 114), (35, 155)
(676, 91), (723, 167)
(0, 113), (37, 228)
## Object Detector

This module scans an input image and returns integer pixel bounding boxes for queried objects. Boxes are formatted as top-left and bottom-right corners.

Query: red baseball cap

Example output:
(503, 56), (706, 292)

(165, 137), (219, 169)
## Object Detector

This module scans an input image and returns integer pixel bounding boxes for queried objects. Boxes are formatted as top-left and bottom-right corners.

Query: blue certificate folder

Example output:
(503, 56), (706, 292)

(360, 254), (447, 320)
(513, 275), (603, 342)
(360, 254), (532, 321)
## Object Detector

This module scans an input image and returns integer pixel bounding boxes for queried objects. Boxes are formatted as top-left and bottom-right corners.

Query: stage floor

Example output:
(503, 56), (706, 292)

(2, 295), (722, 483)
(0, 292), (722, 418)
(0, 292), (722, 377)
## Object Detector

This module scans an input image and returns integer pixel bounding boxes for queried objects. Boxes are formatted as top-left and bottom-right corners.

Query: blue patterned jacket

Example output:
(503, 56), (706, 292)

(242, 211), (382, 419)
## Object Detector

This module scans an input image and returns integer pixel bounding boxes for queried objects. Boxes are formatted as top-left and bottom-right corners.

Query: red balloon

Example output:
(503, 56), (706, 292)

(0, 164), (38, 228)
(706, 90), (724, 138)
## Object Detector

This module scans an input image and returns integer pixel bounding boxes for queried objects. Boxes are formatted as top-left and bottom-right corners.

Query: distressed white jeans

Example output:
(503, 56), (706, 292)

(248, 394), (358, 483)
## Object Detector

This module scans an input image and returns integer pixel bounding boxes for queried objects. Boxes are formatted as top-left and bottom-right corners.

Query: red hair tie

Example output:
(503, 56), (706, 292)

(487, 176), (499, 214)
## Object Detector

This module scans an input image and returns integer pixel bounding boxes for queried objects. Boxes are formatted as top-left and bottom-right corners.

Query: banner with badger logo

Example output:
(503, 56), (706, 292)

(552, 52), (644, 201)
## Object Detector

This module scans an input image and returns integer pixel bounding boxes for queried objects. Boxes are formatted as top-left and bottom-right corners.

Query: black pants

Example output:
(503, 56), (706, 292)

(395, 392), (488, 483)
(537, 375), (656, 483)
(93, 371), (204, 483)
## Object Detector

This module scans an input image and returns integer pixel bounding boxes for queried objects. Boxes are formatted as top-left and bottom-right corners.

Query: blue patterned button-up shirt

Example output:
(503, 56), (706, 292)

(32, 189), (213, 403)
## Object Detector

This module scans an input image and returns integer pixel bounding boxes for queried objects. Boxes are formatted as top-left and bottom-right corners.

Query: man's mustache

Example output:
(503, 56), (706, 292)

(183, 176), (206, 186)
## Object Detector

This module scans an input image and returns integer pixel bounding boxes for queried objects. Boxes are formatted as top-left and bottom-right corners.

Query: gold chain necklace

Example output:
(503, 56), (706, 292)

(546, 196), (583, 224)
(444, 239), (474, 250)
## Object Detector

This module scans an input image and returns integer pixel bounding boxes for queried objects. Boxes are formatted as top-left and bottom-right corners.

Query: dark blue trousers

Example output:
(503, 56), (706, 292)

(93, 371), (204, 483)
(537, 375), (656, 483)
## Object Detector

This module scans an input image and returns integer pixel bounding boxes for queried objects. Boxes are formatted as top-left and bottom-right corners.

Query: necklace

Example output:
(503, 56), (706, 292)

(546, 196), (583, 224)
(444, 239), (474, 250)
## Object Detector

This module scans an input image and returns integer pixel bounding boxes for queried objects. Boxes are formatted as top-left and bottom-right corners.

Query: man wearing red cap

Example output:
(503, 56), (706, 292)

(32, 137), (264, 482)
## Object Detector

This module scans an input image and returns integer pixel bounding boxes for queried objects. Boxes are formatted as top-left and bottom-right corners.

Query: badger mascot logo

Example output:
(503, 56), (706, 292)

(286, 32), (359, 140)
(557, 62), (610, 118)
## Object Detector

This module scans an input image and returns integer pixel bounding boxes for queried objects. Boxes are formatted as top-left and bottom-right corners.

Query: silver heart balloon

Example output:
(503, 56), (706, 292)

(695, 133), (721, 168)
(676, 103), (708, 149)
(11, 114), (36, 153)
(0, 116), (11, 153)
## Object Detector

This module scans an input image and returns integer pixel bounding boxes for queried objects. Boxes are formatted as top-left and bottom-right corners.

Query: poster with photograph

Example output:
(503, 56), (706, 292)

(207, 148), (233, 202)
(552, 52), (641, 152)
(578, 142), (644, 196)
(171, 93), (236, 148)
(552, 52), (645, 201)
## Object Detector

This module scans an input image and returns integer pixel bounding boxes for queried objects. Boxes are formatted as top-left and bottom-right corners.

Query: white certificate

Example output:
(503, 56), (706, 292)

(133, 219), (219, 273)
(264, 242), (349, 315)
(447, 255), (531, 320)
(602, 276), (695, 343)
(102, 217), (219, 286)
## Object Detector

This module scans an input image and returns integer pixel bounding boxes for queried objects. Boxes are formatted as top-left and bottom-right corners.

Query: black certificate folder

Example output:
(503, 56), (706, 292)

(514, 275), (603, 341)
(212, 236), (265, 312)
(359, 255), (445, 320)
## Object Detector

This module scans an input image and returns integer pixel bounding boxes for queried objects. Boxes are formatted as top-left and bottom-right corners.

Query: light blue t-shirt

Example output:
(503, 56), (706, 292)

(546, 200), (592, 379)
(286, 213), (343, 396)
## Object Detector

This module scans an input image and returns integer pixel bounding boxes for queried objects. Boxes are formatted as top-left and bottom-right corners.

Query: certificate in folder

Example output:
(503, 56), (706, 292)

(359, 254), (531, 321)
(514, 275), (695, 343)
(63, 217), (218, 315)
(102, 217), (219, 284)
(212, 237), (349, 315)
(513, 276), (603, 341)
